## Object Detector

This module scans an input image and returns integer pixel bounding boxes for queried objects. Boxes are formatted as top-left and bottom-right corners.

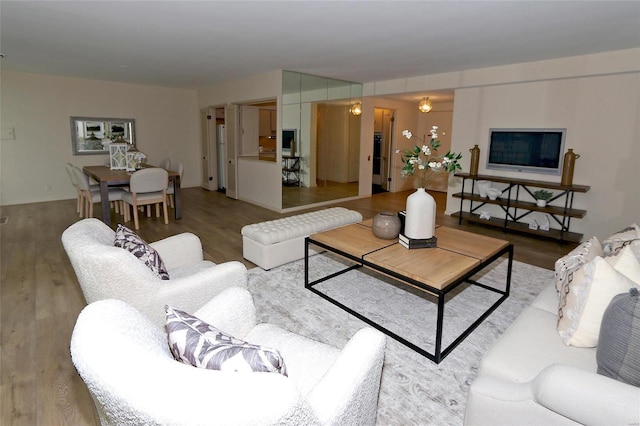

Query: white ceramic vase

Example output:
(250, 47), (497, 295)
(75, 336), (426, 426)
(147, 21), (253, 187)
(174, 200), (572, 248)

(404, 188), (436, 239)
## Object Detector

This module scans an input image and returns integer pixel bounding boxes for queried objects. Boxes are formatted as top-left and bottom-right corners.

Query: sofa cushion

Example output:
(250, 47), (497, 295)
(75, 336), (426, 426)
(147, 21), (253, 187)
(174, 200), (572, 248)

(165, 306), (287, 376)
(113, 224), (170, 280)
(479, 296), (597, 383)
(244, 323), (340, 395)
(597, 288), (640, 387)
(601, 224), (640, 256)
(557, 256), (640, 347)
(554, 236), (602, 294)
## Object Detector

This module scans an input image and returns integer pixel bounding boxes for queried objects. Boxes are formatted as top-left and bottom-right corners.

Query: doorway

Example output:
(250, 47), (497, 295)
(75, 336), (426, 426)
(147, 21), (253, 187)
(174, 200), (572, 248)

(372, 108), (395, 194)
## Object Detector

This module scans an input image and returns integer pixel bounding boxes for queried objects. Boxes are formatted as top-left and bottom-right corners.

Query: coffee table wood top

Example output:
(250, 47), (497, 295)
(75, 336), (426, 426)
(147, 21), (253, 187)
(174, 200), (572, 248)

(309, 223), (509, 290)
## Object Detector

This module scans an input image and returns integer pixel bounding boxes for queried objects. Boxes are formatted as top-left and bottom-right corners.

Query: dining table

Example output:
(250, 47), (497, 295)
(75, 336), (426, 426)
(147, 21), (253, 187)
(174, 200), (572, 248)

(83, 165), (181, 227)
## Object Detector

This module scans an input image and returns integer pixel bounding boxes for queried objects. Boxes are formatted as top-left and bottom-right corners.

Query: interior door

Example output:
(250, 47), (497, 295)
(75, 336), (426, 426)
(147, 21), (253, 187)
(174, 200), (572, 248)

(200, 108), (217, 190)
(224, 105), (239, 199)
(381, 109), (394, 191)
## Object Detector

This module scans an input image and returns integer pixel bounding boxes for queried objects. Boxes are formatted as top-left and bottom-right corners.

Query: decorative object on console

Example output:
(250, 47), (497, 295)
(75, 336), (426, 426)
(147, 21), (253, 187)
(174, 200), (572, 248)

(479, 211), (491, 220)
(485, 187), (501, 200)
(561, 148), (580, 186)
(539, 215), (550, 231)
(529, 220), (539, 230)
(372, 212), (402, 240)
(469, 144), (480, 176)
(399, 127), (462, 240)
(533, 189), (554, 207)
(476, 180), (491, 198)
(109, 143), (129, 170)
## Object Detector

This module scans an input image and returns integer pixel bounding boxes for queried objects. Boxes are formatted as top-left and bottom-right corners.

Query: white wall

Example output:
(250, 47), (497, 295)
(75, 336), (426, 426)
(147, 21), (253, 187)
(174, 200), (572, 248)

(447, 72), (640, 240)
(197, 71), (282, 210)
(364, 48), (640, 240)
(0, 71), (199, 206)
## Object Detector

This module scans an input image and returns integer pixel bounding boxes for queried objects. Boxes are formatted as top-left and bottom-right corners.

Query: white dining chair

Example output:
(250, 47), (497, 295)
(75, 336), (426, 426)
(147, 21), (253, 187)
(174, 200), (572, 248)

(72, 165), (126, 219)
(121, 168), (169, 230)
(166, 162), (183, 208)
(159, 158), (171, 170)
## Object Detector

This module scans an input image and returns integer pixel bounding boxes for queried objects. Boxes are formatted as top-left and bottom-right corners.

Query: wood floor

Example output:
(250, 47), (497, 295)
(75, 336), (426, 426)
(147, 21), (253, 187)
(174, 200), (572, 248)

(0, 188), (577, 425)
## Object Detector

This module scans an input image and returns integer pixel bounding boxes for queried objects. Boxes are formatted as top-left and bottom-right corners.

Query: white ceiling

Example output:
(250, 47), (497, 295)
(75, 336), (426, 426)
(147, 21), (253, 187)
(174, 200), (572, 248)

(1, 0), (639, 101)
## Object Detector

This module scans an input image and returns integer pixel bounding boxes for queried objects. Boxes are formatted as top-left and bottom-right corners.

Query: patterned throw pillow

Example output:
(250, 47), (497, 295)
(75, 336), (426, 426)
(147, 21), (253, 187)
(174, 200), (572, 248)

(165, 306), (287, 376)
(601, 224), (640, 256)
(113, 224), (170, 280)
(597, 288), (640, 387)
(557, 256), (640, 347)
(554, 236), (602, 294)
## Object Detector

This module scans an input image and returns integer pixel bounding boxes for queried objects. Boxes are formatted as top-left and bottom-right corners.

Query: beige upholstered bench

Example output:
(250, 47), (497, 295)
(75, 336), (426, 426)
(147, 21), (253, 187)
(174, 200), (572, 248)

(241, 207), (363, 270)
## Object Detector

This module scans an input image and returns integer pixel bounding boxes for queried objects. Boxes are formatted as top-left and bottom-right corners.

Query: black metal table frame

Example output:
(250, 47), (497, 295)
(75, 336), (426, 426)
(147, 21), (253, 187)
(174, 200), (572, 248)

(304, 237), (514, 363)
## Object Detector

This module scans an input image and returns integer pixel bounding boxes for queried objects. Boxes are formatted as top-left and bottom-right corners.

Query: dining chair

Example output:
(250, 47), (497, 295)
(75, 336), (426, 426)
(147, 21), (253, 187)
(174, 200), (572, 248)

(72, 165), (126, 219)
(121, 168), (169, 230)
(166, 162), (183, 208)
(159, 158), (171, 170)
(65, 163), (82, 216)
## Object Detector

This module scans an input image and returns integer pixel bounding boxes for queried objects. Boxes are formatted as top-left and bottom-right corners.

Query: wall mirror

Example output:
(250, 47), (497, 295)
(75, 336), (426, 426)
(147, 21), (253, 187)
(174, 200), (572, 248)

(282, 71), (362, 209)
(70, 116), (136, 155)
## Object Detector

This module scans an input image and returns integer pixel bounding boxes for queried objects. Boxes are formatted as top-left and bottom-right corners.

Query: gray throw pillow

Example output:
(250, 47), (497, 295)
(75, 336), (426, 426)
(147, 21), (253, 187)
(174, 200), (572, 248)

(114, 224), (170, 280)
(596, 288), (640, 387)
(165, 305), (287, 376)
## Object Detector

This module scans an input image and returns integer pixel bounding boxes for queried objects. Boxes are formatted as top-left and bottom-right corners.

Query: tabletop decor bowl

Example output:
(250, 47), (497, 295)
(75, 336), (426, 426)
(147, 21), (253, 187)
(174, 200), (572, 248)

(372, 212), (402, 240)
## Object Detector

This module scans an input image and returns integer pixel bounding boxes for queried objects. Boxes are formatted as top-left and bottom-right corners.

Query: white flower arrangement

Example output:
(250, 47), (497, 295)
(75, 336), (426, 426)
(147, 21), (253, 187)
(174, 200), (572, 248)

(398, 126), (462, 188)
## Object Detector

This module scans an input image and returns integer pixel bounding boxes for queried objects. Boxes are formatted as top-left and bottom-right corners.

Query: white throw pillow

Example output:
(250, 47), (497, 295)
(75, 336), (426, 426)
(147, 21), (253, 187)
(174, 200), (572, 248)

(605, 245), (640, 283)
(601, 224), (640, 256)
(554, 236), (602, 294)
(558, 256), (640, 347)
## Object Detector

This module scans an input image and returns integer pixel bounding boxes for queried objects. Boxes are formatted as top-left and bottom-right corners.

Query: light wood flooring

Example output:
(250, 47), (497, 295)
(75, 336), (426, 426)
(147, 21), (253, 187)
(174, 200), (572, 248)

(0, 188), (577, 425)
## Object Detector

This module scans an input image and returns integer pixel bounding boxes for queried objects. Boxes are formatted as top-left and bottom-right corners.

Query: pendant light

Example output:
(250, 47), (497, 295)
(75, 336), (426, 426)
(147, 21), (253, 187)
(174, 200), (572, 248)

(350, 102), (362, 116)
(418, 97), (432, 113)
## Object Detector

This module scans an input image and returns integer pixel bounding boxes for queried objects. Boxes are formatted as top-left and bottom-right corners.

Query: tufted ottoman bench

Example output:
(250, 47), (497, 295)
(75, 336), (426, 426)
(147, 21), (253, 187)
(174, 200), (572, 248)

(241, 207), (363, 270)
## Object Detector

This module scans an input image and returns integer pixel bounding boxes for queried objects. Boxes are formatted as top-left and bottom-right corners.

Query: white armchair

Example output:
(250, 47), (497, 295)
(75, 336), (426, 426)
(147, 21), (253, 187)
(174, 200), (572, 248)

(70, 287), (386, 426)
(61, 218), (248, 327)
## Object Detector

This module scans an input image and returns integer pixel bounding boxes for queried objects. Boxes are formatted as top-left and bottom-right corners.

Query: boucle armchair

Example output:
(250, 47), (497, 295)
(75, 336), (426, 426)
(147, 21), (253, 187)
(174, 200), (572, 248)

(70, 287), (387, 425)
(62, 218), (247, 327)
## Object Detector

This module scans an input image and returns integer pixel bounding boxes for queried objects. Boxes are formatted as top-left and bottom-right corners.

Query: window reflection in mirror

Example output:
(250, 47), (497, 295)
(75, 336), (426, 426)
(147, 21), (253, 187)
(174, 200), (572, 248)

(282, 71), (362, 209)
(70, 117), (135, 155)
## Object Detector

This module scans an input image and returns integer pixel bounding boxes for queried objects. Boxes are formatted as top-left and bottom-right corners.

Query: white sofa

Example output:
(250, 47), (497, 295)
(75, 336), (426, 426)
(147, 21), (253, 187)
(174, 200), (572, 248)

(464, 283), (640, 425)
(71, 287), (386, 425)
(62, 218), (248, 327)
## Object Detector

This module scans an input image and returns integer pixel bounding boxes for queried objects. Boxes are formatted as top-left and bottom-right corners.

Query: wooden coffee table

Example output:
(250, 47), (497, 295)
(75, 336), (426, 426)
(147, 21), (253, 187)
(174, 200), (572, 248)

(305, 221), (513, 363)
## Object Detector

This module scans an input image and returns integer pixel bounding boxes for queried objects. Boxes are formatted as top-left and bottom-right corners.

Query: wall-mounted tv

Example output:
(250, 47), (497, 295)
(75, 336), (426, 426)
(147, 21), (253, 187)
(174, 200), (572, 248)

(282, 129), (296, 155)
(486, 128), (566, 175)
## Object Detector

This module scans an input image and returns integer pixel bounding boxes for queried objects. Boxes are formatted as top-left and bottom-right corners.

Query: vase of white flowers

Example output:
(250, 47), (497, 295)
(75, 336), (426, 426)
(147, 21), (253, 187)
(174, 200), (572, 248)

(400, 126), (462, 239)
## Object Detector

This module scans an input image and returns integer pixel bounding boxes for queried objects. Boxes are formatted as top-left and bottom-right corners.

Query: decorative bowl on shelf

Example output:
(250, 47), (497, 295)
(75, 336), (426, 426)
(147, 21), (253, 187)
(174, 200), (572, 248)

(486, 188), (501, 200)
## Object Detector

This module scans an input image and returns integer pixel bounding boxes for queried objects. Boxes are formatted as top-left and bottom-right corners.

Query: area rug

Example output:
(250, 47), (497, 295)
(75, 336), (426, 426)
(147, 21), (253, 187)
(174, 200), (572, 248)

(247, 253), (554, 426)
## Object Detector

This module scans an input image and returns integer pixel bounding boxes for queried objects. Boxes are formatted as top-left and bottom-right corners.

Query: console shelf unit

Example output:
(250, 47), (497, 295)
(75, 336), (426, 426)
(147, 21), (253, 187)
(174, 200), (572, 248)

(452, 173), (590, 243)
(282, 155), (301, 186)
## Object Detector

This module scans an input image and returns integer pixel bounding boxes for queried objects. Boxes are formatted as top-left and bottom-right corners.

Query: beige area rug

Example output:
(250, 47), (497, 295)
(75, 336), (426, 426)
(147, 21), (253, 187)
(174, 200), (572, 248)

(248, 254), (553, 426)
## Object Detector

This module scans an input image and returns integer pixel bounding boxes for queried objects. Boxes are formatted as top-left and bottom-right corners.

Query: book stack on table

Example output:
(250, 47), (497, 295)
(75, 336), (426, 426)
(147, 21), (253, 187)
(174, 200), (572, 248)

(397, 211), (438, 249)
(398, 233), (438, 249)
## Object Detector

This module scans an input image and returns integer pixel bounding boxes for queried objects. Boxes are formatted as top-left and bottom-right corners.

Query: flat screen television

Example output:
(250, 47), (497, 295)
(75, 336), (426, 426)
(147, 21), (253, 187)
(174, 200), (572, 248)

(486, 128), (566, 175)
(282, 129), (296, 155)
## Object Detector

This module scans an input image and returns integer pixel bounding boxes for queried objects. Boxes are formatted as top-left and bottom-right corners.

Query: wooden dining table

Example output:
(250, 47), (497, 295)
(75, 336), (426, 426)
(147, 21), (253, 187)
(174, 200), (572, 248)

(83, 165), (181, 227)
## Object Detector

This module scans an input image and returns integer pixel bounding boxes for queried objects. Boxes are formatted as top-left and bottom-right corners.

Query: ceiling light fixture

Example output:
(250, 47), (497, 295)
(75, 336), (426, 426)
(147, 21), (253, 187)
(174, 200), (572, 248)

(350, 102), (362, 116)
(418, 97), (432, 113)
